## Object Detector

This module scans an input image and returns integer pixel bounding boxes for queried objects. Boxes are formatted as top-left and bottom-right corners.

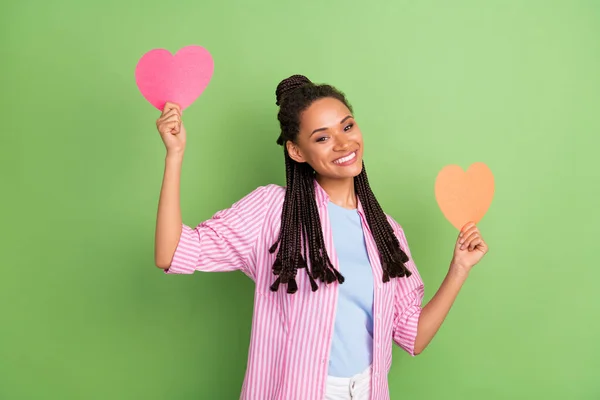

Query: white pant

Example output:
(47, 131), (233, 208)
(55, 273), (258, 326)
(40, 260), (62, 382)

(324, 365), (372, 400)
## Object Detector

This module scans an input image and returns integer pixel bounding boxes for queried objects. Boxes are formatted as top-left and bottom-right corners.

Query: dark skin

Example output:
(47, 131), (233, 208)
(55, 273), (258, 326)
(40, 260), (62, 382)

(285, 96), (489, 354)
(286, 97), (363, 210)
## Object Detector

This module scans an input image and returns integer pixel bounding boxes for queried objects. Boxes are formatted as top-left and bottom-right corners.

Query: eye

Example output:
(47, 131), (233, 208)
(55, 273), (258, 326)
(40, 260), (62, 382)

(344, 123), (354, 132)
(316, 136), (328, 143)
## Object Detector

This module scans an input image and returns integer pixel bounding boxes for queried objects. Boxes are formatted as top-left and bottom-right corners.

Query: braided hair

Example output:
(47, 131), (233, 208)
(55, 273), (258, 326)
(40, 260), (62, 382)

(269, 74), (412, 294)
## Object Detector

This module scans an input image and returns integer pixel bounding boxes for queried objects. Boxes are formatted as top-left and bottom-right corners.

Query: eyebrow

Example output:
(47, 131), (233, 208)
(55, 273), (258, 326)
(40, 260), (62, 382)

(311, 115), (353, 136)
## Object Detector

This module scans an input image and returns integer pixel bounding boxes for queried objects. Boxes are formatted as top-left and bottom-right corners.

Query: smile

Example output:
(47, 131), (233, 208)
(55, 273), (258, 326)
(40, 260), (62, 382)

(333, 151), (357, 166)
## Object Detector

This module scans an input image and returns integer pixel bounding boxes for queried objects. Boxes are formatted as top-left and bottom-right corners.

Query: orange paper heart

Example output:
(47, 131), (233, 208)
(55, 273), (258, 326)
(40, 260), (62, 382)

(435, 162), (494, 230)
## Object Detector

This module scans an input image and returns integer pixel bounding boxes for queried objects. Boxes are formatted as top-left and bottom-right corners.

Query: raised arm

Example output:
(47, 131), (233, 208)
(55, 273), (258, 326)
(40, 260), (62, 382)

(154, 102), (187, 269)
(152, 102), (280, 279)
(390, 220), (488, 356)
(413, 222), (488, 354)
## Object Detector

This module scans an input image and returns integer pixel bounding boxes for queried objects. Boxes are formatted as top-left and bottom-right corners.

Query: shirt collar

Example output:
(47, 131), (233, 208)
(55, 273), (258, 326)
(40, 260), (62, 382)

(313, 178), (366, 216)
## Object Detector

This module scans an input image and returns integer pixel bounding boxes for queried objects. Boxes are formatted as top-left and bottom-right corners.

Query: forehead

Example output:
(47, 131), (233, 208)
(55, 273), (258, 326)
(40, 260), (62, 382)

(300, 97), (351, 130)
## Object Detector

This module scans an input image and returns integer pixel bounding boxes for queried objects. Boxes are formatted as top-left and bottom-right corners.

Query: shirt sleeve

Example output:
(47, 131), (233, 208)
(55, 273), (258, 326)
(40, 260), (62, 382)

(164, 185), (276, 281)
(387, 217), (425, 356)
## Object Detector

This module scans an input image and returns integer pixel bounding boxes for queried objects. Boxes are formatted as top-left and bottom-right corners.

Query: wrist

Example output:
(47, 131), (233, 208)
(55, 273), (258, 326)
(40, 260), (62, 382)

(448, 261), (471, 281)
(166, 150), (184, 162)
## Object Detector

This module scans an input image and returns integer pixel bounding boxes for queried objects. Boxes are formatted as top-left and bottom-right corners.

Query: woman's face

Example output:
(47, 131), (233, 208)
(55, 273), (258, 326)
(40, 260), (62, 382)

(286, 97), (364, 181)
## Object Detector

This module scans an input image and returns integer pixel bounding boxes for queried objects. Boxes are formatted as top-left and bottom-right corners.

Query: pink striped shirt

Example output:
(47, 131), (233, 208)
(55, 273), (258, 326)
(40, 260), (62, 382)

(165, 180), (424, 399)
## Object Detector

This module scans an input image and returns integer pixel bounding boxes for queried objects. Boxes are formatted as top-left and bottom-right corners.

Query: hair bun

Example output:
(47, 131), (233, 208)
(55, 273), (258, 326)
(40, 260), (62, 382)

(275, 74), (312, 106)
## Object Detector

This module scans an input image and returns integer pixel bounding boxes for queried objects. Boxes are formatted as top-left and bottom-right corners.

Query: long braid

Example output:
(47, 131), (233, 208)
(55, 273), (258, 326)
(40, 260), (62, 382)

(270, 74), (411, 293)
(355, 162), (411, 282)
(297, 160), (343, 284)
(270, 151), (343, 293)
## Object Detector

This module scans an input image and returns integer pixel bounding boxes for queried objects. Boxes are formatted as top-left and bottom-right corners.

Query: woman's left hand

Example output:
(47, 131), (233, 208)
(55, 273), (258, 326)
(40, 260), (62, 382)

(450, 222), (489, 274)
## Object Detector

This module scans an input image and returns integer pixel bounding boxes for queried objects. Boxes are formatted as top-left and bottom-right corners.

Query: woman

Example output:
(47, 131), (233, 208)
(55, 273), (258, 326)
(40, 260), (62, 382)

(154, 75), (488, 400)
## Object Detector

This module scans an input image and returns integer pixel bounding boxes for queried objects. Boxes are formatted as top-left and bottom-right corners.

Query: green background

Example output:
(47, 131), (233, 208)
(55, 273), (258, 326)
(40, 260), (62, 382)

(2, 0), (599, 398)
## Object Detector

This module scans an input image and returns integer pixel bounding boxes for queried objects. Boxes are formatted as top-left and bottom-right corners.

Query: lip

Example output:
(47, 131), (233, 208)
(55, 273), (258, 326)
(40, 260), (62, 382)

(333, 150), (358, 167)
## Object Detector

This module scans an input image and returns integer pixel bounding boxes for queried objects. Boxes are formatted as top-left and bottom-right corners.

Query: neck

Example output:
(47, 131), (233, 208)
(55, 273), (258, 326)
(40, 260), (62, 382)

(316, 175), (357, 209)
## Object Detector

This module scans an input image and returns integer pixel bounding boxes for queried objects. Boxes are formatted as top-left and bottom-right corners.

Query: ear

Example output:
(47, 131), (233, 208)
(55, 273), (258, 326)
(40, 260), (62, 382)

(286, 141), (306, 163)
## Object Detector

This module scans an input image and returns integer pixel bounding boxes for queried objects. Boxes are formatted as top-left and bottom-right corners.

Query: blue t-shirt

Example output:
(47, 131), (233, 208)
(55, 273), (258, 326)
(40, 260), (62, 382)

(327, 201), (375, 378)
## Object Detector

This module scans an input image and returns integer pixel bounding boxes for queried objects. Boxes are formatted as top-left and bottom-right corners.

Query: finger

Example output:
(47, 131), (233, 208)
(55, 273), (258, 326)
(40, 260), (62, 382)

(157, 115), (181, 131)
(456, 227), (470, 248)
(459, 222), (476, 237)
(468, 237), (484, 251)
(168, 121), (180, 134)
(460, 231), (480, 250)
(159, 108), (181, 121)
(162, 102), (181, 116)
(160, 114), (181, 124)
(459, 225), (479, 245)
(159, 120), (180, 135)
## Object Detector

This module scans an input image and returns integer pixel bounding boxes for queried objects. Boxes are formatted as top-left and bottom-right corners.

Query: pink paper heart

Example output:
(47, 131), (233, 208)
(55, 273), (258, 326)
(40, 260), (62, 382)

(135, 45), (214, 110)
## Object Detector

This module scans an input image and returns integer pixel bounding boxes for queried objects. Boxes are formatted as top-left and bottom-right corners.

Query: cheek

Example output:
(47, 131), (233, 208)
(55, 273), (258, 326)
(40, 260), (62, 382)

(354, 130), (364, 142)
(355, 134), (364, 151)
(302, 145), (331, 167)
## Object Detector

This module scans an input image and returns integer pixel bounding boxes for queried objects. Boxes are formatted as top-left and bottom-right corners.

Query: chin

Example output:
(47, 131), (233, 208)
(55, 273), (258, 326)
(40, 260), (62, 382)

(332, 161), (363, 180)
(348, 163), (363, 177)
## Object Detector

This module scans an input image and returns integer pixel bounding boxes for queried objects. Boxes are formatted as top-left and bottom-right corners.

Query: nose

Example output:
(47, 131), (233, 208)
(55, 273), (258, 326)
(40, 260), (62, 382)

(333, 134), (351, 151)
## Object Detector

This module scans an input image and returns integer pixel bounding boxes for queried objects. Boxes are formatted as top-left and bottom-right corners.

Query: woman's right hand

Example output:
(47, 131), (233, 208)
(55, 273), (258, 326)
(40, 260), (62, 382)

(156, 102), (186, 154)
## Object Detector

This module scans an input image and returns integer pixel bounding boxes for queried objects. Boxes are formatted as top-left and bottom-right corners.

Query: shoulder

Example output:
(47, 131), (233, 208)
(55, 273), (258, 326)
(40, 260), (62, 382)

(262, 183), (287, 197)
(229, 183), (286, 210)
(253, 183), (286, 203)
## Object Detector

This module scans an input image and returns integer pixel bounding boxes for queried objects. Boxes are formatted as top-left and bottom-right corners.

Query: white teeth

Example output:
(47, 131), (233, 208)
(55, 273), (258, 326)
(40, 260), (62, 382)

(334, 152), (356, 164)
